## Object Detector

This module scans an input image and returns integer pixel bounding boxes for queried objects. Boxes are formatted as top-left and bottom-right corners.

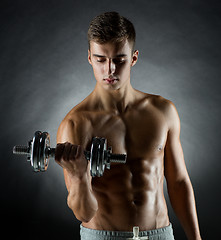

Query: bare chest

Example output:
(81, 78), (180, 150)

(86, 109), (168, 205)
(88, 109), (168, 161)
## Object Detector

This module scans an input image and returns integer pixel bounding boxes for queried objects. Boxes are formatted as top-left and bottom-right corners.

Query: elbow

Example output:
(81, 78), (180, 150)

(67, 196), (97, 223)
(74, 213), (93, 223)
(168, 177), (193, 195)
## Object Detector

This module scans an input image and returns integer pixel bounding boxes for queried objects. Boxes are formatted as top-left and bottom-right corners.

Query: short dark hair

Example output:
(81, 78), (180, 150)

(88, 12), (136, 51)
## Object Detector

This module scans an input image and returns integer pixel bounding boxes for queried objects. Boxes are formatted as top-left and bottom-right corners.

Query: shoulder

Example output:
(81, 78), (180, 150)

(57, 116), (75, 144)
(146, 94), (180, 131)
(146, 94), (172, 110)
(57, 103), (92, 145)
(135, 91), (176, 113)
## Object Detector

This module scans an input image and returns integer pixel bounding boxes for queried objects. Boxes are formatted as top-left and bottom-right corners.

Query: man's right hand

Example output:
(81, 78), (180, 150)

(55, 142), (88, 178)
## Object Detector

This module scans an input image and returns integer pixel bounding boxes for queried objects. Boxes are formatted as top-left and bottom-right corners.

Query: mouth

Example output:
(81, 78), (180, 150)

(103, 78), (118, 84)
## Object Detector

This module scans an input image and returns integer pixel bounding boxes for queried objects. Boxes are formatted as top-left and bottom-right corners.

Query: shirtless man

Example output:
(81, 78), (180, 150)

(55, 12), (202, 240)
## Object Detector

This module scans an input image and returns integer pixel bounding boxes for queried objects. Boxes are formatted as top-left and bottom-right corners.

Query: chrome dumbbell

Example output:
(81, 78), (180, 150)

(13, 131), (127, 177)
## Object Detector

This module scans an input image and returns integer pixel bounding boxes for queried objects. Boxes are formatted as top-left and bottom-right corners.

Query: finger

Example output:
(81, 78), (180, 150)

(55, 144), (65, 162)
(70, 144), (79, 160)
(75, 145), (85, 159)
(63, 142), (72, 161)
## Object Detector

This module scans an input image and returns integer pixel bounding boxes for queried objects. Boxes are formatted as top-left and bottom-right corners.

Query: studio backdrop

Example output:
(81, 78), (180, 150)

(1, 0), (221, 239)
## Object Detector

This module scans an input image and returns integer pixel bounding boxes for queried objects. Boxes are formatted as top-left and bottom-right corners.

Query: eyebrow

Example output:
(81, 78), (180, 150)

(93, 54), (128, 58)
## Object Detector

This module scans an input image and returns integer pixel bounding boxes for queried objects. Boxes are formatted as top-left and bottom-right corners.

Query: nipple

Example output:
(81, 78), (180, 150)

(158, 145), (163, 151)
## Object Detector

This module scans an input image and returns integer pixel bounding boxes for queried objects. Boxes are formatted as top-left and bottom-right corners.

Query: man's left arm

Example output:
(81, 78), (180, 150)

(164, 101), (202, 240)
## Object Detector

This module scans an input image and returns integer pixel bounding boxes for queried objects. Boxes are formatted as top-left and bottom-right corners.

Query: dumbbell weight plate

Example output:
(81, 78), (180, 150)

(98, 138), (106, 177)
(31, 131), (42, 172)
(90, 137), (101, 177)
(39, 132), (50, 171)
(96, 139), (101, 177)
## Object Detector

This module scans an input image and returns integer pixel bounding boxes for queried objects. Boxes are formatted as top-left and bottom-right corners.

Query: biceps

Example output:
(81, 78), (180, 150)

(57, 119), (75, 144)
(164, 131), (188, 184)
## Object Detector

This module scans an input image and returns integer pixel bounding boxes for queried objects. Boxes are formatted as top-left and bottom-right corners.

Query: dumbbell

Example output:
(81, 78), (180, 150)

(13, 131), (127, 177)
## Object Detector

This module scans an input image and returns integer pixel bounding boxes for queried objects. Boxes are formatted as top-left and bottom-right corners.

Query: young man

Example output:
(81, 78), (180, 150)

(55, 12), (202, 240)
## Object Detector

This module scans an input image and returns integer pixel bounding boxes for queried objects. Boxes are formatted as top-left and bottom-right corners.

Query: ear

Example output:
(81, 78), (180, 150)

(131, 50), (139, 67)
(88, 50), (92, 65)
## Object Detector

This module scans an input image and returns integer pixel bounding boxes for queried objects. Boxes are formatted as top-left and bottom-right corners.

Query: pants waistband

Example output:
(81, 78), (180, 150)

(80, 223), (174, 239)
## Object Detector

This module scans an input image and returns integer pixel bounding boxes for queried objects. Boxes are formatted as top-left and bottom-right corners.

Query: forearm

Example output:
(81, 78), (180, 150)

(67, 173), (98, 222)
(167, 178), (201, 240)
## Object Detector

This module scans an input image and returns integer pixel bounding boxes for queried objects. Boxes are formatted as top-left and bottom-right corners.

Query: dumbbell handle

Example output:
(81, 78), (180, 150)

(107, 153), (127, 163)
(13, 145), (126, 164)
(13, 145), (56, 158)
(13, 146), (30, 155)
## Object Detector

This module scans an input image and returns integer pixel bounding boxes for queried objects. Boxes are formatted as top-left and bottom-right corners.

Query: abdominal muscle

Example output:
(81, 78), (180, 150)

(82, 159), (170, 231)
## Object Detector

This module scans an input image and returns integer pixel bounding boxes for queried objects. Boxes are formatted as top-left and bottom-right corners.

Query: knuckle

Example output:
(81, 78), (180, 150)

(77, 145), (84, 157)
(74, 145), (83, 159)
(55, 144), (65, 161)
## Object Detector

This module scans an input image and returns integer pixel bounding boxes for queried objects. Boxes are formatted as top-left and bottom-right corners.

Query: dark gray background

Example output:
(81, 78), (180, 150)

(1, 0), (220, 239)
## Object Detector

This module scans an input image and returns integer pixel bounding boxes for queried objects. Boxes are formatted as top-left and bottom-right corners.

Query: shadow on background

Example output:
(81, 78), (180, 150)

(1, 0), (221, 239)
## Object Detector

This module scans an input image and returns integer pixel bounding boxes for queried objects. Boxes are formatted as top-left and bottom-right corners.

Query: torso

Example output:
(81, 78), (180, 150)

(65, 90), (170, 231)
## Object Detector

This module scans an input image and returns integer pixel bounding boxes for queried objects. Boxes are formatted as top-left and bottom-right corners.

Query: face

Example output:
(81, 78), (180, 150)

(88, 39), (138, 91)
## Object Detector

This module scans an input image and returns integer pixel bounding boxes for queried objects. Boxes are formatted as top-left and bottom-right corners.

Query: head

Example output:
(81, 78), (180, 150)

(87, 12), (138, 91)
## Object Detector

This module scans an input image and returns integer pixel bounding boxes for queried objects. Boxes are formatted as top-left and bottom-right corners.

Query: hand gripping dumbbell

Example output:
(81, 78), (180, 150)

(13, 131), (127, 177)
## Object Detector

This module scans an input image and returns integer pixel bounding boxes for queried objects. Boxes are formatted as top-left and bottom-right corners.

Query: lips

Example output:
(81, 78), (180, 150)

(103, 78), (118, 84)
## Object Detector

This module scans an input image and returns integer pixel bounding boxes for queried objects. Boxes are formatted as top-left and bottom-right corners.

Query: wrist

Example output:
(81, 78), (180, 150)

(188, 234), (202, 240)
(66, 169), (88, 182)
(195, 237), (202, 240)
(67, 170), (93, 194)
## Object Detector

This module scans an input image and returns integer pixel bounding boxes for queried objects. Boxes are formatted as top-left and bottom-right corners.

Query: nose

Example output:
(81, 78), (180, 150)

(108, 59), (116, 75)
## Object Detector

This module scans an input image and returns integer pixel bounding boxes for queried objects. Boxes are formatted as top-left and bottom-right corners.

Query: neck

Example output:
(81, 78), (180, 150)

(91, 82), (137, 114)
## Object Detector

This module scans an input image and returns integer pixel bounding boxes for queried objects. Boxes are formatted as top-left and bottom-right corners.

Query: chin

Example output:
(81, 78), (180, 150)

(103, 84), (121, 91)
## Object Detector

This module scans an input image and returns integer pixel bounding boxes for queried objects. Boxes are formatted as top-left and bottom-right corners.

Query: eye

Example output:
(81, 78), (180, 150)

(113, 58), (126, 64)
(97, 58), (106, 63)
